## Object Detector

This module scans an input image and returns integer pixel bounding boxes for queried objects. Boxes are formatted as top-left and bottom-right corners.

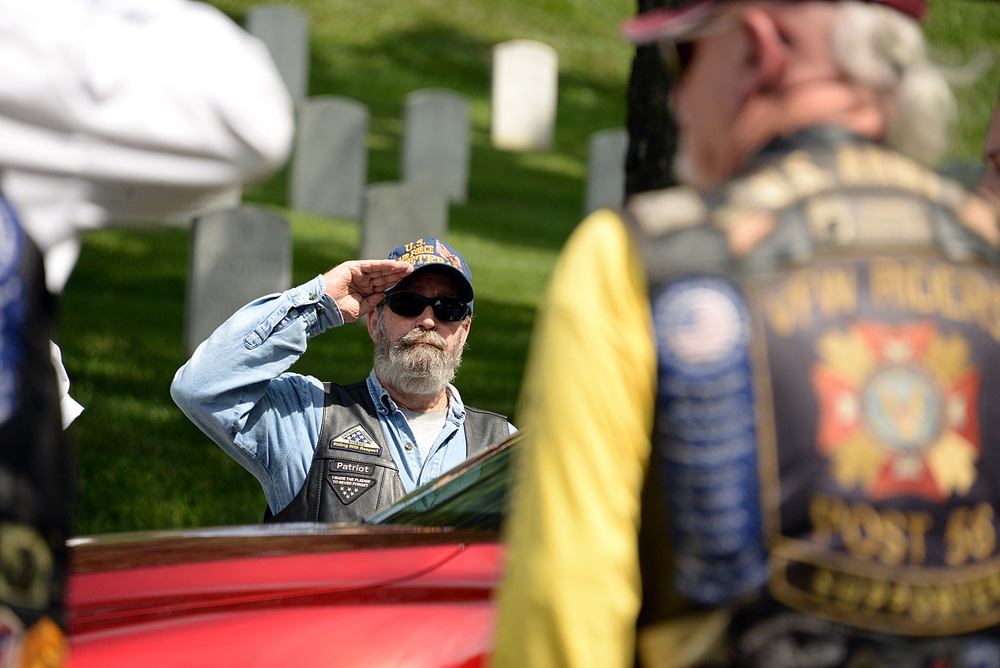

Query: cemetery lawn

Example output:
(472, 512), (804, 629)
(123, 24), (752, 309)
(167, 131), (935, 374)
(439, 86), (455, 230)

(59, 0), (1000, 535)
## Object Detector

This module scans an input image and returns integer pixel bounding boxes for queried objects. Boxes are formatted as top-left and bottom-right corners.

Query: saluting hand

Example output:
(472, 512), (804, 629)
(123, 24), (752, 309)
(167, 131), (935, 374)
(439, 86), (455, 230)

(322, 260), (414, 323)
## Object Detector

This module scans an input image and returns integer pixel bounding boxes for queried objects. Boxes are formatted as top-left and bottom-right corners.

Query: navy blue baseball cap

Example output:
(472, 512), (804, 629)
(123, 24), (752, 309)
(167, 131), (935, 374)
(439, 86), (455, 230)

(385, 238), (474, 312)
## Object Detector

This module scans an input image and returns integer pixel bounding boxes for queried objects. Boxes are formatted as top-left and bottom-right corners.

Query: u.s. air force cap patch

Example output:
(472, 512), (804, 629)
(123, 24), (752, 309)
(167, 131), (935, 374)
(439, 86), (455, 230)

(329, 425), (381, 456)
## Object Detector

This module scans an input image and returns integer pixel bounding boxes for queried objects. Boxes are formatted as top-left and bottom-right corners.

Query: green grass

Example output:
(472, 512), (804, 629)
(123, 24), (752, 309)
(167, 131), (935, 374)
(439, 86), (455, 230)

(59, 0), (1000, 535)
(924, 1), (1000, 159)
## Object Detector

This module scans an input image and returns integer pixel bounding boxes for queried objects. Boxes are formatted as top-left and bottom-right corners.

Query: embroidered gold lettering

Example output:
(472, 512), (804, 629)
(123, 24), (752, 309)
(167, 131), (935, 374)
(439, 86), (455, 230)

(870, 258), (1000, 343)
(944, 503), (996, 567)
(837, 145), (943, 200)
(809, 494), (932, 566)
(760, 267), (857, 336)
(807, 567), (1000, 625)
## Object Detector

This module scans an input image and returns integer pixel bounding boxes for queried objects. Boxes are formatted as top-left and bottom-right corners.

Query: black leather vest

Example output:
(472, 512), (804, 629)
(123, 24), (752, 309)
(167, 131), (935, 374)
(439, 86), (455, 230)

(629, 129), (1000, 663)
(266, 380), (509, 524)
(0, 193), (74, 630)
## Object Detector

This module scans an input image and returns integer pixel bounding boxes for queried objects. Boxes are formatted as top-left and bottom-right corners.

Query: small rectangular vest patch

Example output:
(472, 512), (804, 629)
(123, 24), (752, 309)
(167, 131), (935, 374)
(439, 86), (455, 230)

(329, 424), (382, 456)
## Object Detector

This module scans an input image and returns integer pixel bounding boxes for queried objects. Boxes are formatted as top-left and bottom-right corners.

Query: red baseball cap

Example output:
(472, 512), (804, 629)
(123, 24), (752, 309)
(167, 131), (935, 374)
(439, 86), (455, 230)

(622, 0), (927, 44)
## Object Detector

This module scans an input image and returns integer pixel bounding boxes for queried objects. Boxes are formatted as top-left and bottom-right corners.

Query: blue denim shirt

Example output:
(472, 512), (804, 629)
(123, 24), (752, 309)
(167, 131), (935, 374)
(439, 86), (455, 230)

(170, 274), (513, 515)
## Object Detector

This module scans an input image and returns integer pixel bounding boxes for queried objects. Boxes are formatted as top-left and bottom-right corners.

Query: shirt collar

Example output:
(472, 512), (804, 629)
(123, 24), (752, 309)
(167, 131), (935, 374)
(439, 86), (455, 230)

(366, 369), (465, 418)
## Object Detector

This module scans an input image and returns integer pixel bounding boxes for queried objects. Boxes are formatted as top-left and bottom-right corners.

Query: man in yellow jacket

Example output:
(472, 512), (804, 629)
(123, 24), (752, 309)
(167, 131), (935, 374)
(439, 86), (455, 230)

(494, 1), (1000, 666)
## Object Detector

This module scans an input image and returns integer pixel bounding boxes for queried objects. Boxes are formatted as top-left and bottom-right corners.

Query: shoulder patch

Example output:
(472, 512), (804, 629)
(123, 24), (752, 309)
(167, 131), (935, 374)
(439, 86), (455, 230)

(626, 186), (707, 237)
(653, 277), (749, 370)
(329, 425), (382, 456)
(720, 209), (778, 257)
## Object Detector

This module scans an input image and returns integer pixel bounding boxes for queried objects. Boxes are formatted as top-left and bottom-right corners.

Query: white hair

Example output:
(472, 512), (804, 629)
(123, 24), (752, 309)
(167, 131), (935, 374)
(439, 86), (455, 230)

(830, 1), (956, 165)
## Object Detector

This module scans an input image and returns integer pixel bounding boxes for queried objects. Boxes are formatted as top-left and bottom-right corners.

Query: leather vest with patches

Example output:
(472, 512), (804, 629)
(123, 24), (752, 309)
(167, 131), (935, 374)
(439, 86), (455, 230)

(266, 380), (509, 524)
(0, 193), (74, 630)
(628, 128), (1000, 663)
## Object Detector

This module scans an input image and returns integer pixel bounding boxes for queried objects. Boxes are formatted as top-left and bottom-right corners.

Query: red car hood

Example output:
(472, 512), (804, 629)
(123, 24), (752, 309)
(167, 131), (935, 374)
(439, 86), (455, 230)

(65, 523), (503, 667)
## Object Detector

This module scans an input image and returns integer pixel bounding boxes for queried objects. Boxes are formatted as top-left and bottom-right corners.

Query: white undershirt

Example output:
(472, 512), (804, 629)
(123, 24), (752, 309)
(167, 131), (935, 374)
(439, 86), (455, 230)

(399, 407), (449, 460)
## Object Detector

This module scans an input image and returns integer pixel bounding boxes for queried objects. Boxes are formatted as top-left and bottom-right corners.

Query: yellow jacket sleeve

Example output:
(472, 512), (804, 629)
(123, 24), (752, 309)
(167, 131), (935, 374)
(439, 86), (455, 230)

(492, 210), (656, 668)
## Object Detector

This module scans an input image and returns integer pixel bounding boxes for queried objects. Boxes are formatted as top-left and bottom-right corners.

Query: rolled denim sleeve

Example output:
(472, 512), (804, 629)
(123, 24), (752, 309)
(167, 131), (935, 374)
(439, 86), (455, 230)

(171, 274), (343, 513)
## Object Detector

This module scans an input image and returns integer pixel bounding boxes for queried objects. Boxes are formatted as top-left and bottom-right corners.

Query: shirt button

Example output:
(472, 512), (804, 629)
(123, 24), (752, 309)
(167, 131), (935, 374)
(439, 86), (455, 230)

(405, 443), (414, 451)
(308, 293), (317, 300)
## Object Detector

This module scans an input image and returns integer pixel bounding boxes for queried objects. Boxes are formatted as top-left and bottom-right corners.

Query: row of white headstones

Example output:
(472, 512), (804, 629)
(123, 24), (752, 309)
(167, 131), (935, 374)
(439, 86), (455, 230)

(243, 3), (627, 217)
(182, 5), (630, 356)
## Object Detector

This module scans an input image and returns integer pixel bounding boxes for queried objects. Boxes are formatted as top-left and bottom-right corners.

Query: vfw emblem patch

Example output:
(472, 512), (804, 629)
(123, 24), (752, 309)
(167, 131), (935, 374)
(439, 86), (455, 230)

(812, 320), (980, 501)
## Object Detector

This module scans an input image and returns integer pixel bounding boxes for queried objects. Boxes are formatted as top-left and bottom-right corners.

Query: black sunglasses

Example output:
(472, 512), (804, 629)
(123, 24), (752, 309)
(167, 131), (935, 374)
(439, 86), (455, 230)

(383, 292), (470, 322)
(659, 40), (697, 82)
(657, 12), (739, 82)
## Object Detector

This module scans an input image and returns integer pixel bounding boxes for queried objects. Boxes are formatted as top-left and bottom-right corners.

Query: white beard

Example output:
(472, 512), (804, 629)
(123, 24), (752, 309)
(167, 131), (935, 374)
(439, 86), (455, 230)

(373, 311), (464, 398)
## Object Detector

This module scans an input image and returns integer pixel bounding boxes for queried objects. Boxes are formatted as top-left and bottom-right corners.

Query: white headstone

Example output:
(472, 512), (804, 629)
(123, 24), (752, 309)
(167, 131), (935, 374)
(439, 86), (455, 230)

(291, 96), (369, 220)
(402, 89), (471, 203)
(491, 40), (559, 151)
(184, 206), (292, 355)
(246, 5), (309, 101)
(585, 128), (629, 214)
(359, 183), (448, 261)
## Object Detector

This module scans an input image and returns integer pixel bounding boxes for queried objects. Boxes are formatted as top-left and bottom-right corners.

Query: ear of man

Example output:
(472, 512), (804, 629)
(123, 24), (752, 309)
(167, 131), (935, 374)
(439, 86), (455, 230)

(366, 308), (379, 342)
(740, 7), (790, 98)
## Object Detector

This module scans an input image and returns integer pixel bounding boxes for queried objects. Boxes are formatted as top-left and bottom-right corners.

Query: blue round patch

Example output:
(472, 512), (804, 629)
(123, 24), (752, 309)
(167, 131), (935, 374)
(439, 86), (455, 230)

(653, 277), (750, 377)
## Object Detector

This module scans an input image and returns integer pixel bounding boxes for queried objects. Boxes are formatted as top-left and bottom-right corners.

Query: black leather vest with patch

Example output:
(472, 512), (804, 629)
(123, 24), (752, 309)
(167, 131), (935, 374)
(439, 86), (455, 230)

(628, 128), (1000, 662)
(266, 380), (509, 524)
(0, 193), (74, 630)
